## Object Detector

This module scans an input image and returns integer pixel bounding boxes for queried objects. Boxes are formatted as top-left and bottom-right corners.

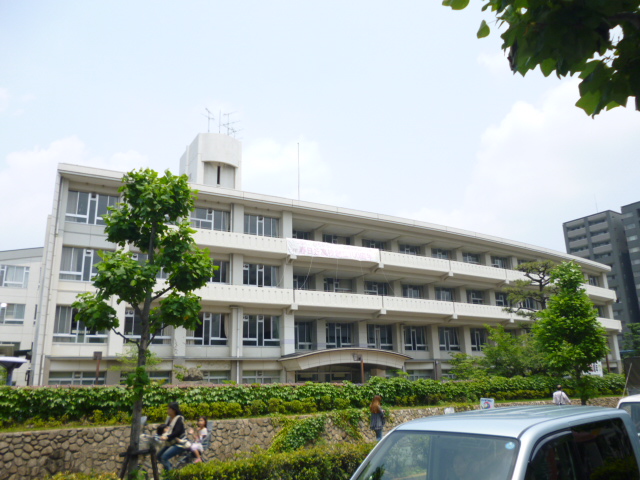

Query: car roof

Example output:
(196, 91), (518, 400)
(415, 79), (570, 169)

(395, 405), (626, 438)
(619, 395), (640, 404)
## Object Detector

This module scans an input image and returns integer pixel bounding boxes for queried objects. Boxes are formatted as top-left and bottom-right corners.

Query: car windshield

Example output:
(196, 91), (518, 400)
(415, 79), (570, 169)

(352, 430), (519, 480)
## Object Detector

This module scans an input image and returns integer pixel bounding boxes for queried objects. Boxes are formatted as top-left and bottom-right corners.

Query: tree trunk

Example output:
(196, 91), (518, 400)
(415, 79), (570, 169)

(125, 337), (149, 476)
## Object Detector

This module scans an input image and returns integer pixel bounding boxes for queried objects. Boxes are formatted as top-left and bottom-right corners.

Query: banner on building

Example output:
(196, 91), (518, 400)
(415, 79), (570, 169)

(286, 239), (380, 263)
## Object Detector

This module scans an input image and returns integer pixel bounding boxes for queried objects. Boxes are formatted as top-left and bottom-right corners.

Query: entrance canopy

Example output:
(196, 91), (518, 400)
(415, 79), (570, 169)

(279, 347), (411, 372)
(0, 356), (28, 386)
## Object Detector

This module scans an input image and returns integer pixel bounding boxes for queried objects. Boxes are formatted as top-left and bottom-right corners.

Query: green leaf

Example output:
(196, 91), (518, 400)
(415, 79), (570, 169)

(449, 0), (470, 10)
(477, 20), (490, 39)
(540, 58), (556, 77)
(575, 91), (601, 116)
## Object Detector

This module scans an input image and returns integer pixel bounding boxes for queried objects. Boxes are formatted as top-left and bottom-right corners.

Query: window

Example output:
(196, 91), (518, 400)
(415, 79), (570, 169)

(292, 230), (311, 240)
(435, 287), (455, 302)
(362, 239), (386, 250)
(404, 326), (427, 351)
(495, 292), (510, 307)
(467, 290), (484, 305)
(471, 328), (488, 351)
(295, 322), (313, 350)
(567, 224), (584, 231)
(628, 235), (639, 242)
(525, 419), (640, 480)
(187, 313), (226, 345)
(59, 247), (102, 281)
(594, 253), (612, 260)
(634, 259), (640, 265)
(518, 258), (535, 265)
(0, 264), (30, 288)
(243, 264), (279, 287)
(323, 234), (351, 245)
(0, 303), (26, 325)
(293, 275), (312, 290)
(588, 218), (606, 226)
(588, 275), (600, 286)
(367, 324), (393, 350)
(521, 298), (538, 310)
(324, 277), (353, 293)
(402, 284), (423, 299)
(326, 323), (352, 348)
(406, 370), (430, 380)
(568, 234), (587, 241)
(439, 327), (460, 351)
(53, 306), (107, 343)
(431, 248), (451, 260)
(570, 246), (589, 253)
(242, 370), (280, 384)
(595, 305), (605, 317)
(190, 207), (230, 231)
(244, 214), (279, 237)
(49, 371), (105, 385)
(365, 281), (391, 296)
(65, 190), (118, 225)
(463, 252), (480, 264)
(592, 241), (611, 248)
(210, 260), (229, 283)
(124, 309), (170, 344)
(491, 256), (510, 269)
(243, 315), (280, 346)
(630, 247), (640, 253)
(625, 223), (637, 230)
(201, 371), (230, 383)
(399, 244), (420, 255)
(622, 212), (634, 219)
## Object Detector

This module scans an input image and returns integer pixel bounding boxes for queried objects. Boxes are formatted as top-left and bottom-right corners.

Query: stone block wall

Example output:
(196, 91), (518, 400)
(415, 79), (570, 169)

(0, 397), (622, 480)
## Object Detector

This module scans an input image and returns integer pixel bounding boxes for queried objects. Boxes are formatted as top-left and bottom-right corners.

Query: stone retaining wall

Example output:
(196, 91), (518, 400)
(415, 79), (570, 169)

(0, 397), (621, 480)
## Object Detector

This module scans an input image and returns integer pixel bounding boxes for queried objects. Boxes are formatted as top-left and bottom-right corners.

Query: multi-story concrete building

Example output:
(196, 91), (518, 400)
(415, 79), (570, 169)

(621, 201), (640, 321)
(0, 247), (43, 385)
(563, 210), (640, 336)
(3, 134), (622, 386)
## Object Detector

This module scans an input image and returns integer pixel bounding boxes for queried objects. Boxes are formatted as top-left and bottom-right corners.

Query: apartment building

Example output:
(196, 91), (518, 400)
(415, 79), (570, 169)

(621, 201), (640, 322)
(563, 210), (640, 335)
(3, 134), (622, 386)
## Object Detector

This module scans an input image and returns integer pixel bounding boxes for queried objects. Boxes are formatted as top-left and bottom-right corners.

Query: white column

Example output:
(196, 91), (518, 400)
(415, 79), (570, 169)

(231, 253), (244, 285)
(281, 310), (295, 356)
(231, 203), (244, 233)
(357, 321), (368, 348)
(316, 319), (327, 349)
(460, 327), (472, 354)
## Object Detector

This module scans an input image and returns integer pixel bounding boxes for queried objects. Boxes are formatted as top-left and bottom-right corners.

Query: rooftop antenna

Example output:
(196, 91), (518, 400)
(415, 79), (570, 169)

(297, 142), (300, 201)
(222, 112), (242, 138)
(203, 108), (215, 133)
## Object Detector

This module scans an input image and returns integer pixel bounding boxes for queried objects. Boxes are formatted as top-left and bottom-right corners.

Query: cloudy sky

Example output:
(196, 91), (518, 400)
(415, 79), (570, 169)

(1, 1), (639, 254)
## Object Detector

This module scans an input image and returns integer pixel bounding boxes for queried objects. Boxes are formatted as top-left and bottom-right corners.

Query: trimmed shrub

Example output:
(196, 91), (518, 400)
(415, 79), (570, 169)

(168, 442), (373, 480)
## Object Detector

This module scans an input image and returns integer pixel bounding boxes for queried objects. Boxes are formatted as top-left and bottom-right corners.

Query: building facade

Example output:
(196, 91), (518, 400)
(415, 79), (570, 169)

(563, 210), (640, 336)
(621, 201), (640, 325)
(3, 134), (622, 386)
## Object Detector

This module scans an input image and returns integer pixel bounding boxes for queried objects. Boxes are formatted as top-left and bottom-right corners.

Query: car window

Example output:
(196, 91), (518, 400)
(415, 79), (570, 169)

(525, 418), (640, 480)
(352, 431), (518, 480)
(619, 402), (640, 432)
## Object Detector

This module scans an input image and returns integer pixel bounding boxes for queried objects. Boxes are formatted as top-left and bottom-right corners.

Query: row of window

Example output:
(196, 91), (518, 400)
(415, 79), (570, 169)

(47, 370), (277, 385)
(0, 264), (30, 288)
(66, 190), (524, 269)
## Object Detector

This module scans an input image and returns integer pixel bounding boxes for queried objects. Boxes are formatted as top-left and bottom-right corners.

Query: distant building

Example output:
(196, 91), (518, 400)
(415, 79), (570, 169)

(563, 210), (640, 336)
(1, 134), (623, 385)
(621, 201), (640, 324)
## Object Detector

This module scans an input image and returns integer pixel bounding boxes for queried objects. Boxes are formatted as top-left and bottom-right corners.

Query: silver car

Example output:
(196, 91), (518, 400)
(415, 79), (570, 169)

(350, 405), (640, 480)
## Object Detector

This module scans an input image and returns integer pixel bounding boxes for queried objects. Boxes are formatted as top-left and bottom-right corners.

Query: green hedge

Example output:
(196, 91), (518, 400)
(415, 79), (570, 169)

(168, 442), (373, 480)
(0, 374), (625, 424)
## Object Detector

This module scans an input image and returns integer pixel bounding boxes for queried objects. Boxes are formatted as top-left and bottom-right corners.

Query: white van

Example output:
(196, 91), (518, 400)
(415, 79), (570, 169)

(618, 394), (640, 434)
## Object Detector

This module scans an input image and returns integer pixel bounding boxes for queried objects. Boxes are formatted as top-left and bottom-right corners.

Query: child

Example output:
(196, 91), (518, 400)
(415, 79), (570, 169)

(188, 416), (208, 463)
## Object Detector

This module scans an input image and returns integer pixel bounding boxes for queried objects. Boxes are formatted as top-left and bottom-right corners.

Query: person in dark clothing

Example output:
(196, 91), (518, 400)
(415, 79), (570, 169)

(158, 402), (188, 472)
(370, 395), (385, 441)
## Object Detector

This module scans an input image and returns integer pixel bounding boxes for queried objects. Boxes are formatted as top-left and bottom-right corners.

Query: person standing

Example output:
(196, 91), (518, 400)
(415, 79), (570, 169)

(553, 385), (571, 405)
(370, 395), (386, 441)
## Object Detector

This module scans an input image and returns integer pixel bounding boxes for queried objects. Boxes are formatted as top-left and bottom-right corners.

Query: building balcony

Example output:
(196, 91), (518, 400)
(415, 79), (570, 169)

(193, 230), (287, 260)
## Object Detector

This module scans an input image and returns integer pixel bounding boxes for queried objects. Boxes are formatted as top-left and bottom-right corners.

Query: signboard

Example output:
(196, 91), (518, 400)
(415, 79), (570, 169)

(287, 238), (380, 263)
(480, 398), (495, 409)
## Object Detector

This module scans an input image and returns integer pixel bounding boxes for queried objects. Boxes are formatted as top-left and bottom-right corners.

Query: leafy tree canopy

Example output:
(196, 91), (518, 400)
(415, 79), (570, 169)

(533, 261), (609, 403)
(480, 324), (546, 377)
(443, 0), (640, 116)
(503, 260), (557, 321)
(622, 322), (640, 358)
(71, 168), (216, 475)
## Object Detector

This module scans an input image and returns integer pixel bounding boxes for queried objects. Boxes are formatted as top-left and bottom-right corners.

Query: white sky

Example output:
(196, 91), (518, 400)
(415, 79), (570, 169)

(1, 1), (639, 253)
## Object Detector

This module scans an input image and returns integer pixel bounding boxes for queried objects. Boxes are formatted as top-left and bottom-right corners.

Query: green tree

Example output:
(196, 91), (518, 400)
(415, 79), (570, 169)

(503, 260), (557, 321)
(480, 324), (546, 377)
(72, 169), (216, 475)
(533, 261), (609, 404)
(449, 352), (488, 380)
(622, 323), (640, 357)
(443, 0), (640, 116)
